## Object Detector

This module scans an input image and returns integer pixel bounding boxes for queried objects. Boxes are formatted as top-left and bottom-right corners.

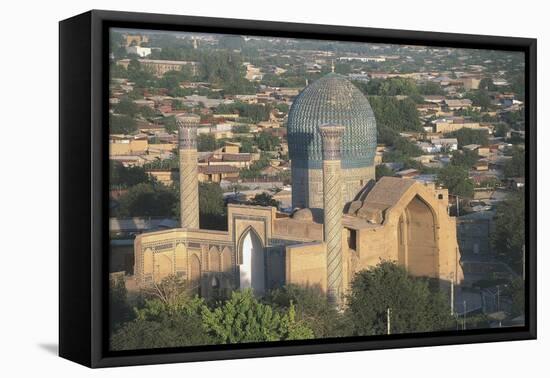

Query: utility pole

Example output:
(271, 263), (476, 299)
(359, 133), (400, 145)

(522, 245), (526, 281)
(387, 307), (391, 335)
(497, 285), (500, 312)
(456, 195), (460, 217)
(450, 272), (455, 316)
(463, 300), (467, 330)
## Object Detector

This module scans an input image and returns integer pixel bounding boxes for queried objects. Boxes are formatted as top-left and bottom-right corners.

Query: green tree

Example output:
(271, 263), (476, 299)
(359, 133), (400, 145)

(346, 261), (453, 335)
(232, 124), (251, 134)
(375, 164), (394, 180)
(382, 137), (423, 164)
(171, 180), (227, 230)
(110, 161), (151, 188)
(256, 132), (280, 151)
(377, 126), (399, 145)
(138, 105), (157, 118)
(506, 278), (525, 317)
(115, 182), (177, 217)
(198, 51), (255, 94)
(437, 165), (474, 198)
(110, 63), (128, 78)
(238, 138), (254, 153)
(239, 152), (272, 179)
(369, 96), (422, 132)
(274, 103), (289, 114)
(201, 290), (314, 343)
(114, 99), (139, 117)
(464, 90), (492, 110)
(140, 275), (193, 310)
(156, 68), (193, 93)
(266, 285), (349, 338)
(503, 148), (525, 178)
(162, 115), (178, 134)
(378, 77), (419, 97)
(479, 78), (496, 91)
(110, 114), (137, 134)
(450, 149), (479, 169)
(418, 82), (445, 95)
(109, 274), (133, 332)
(218, 35), (245, 50)
(492, 190), (525, 273)
(249, 192), (280, 208)
(508, 73), (525, 101)
(199, 182), (227, 230)
(445, 128), (489, 148)
(199, 182), (225, 216)
(394, 137), (423, 157)
(126, 58), (156, 88)
(501, 109), (525, 131)
(197, 134), (218, 151)
(110, 295), (212, 351)
(494, 123), (511, 138)
(216, 102), (272, 123)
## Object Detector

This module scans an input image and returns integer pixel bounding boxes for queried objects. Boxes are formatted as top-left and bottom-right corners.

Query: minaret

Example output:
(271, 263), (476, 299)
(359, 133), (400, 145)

(177, 114), (200, 229)
(319, 124), (345, 307)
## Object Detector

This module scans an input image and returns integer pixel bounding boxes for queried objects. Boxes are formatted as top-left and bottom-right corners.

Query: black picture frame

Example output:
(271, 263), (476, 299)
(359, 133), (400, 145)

(59, 9), (537, 368)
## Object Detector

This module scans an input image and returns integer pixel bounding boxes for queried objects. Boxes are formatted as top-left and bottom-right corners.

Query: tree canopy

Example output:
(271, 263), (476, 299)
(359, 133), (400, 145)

(492, 190), (525, 274)
(445, 128), (489, 148)
(375, 164), (394, 180)
(201, 290), (314, 343)
(215, 102), (272, 123)
(197, 134), (218, 152)
(347, 261), (453, 335)
(503, 148), (525, 178)
(249, 192), (280, 208)
(110, 114), (138, 135)
(266, 285), (348, 338)
(256, 131), (280, 151)
(450, 149), (479, 169)
(115, 182), (177, 218)
(437, 165), (474, 198)
(110, 161), (151, 188)
(369, 96), (422, 132)
(464, 89), (492, 110)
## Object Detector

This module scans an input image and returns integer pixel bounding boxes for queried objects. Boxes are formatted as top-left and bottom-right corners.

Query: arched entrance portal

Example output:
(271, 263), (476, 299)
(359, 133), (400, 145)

(239, 229), (265, 295)
(189, 254), (201, 295)
(398, 196), (438, 278)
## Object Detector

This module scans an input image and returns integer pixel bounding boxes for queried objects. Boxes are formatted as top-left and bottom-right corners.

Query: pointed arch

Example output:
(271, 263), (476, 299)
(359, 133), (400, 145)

(399, 195), (439, 278)
(236, 225), (265, 258)
(209, 246), (220, 272)
(237, 226), (266, 295)
(189, 254), (201, 295)
(221, 247), (232, 273)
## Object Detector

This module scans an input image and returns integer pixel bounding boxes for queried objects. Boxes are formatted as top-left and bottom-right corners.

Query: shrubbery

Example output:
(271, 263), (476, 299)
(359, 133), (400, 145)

(110, 262), (458, 350)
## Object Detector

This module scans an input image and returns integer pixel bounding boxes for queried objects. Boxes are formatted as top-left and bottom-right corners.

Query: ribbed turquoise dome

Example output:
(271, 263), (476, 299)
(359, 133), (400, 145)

(287, 73), (377, 169)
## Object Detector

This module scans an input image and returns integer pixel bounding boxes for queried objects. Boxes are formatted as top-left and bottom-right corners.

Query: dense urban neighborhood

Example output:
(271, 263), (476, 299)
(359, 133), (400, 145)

(108, 29), (526, 350)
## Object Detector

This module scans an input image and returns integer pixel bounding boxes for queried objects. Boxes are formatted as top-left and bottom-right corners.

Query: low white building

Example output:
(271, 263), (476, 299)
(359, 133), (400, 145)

(432, 138), (458, 152)
(125, 46), (152, 57)
(417, 142), (439, 154)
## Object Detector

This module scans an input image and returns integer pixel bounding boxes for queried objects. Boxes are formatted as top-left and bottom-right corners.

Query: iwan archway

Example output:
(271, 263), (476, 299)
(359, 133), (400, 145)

(238, 227), (266, 295)
(397, 195), (439, 278)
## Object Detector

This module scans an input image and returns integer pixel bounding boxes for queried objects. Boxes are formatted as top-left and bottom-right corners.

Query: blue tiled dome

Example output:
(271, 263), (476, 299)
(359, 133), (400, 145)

(287, 73), (377, 169)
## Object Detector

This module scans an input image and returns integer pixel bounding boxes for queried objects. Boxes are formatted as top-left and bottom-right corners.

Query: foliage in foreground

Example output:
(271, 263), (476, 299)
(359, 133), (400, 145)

(111, 299), (213, 350)
(202, 290), (314, 343)
(266, 284), (349, 338)
(111, 262), (463, 350)
(110, 278), (314, 350)
(347, 261), (453, 335)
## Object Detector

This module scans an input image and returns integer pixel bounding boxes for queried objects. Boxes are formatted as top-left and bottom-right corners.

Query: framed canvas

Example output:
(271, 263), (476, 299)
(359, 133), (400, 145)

(59, 10), (536, 368)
